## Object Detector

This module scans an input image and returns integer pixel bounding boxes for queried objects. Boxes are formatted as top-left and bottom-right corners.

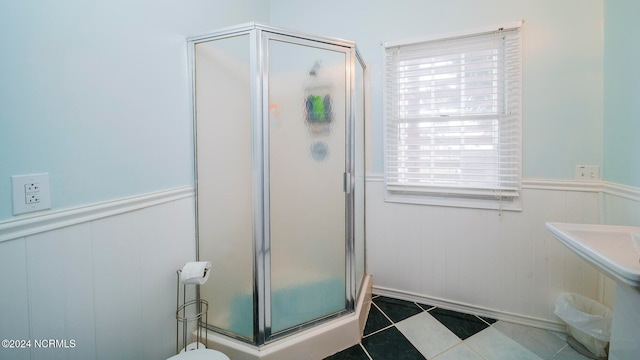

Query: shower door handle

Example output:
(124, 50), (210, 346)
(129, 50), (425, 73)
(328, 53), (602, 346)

(343, 172), (352, 194)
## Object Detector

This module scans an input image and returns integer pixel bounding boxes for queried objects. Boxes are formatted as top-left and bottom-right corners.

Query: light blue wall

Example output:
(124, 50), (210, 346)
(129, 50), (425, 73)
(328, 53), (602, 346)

(270, 0), (604, 180)
(3, 1), (629, 223)
(604, 0), (640, 188)
(0, 0), (270, 221)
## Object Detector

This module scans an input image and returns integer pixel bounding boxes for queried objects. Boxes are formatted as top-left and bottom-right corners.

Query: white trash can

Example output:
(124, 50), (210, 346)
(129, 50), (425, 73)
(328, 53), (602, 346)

(554, 292), (612, 358)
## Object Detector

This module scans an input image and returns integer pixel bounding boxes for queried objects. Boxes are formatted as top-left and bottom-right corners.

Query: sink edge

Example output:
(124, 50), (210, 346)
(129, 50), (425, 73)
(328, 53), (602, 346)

(545, 222), (640, 290)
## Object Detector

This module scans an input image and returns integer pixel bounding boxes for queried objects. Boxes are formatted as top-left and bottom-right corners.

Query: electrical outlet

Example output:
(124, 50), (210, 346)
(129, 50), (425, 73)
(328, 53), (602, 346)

(24, 182), (41, 204)
(25, 182), (40, 192)
(25, 192), (40, 204)
(12, 173), (51, 215)
(575, 165), (600, 181)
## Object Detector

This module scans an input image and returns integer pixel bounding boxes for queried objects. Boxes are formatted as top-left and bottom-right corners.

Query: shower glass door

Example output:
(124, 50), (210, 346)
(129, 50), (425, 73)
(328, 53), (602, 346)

(266, 34), (349, 336)
(194, 33), (255, 341)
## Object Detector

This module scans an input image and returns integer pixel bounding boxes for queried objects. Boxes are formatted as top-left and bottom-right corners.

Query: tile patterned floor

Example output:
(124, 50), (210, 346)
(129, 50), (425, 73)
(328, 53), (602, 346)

(325, 295), (593, 360)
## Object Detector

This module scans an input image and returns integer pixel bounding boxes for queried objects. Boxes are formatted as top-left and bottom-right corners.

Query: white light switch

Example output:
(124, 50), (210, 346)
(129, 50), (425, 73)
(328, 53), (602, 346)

(12, 173), (51, 215)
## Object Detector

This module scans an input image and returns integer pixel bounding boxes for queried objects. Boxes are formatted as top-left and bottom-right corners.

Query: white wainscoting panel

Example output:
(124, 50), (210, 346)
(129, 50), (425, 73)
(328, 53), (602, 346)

(1, 179), (636, 359)
(602, 182), (640, 227)
(0, 187), (196, 360)
(367, 176), (607, 330)
(0, 239), (30, 360)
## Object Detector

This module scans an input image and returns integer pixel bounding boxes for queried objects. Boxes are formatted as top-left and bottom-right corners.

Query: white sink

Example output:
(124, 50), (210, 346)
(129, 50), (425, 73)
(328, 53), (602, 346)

(546, 222), (640, 359)
(545, 222), (640, 290)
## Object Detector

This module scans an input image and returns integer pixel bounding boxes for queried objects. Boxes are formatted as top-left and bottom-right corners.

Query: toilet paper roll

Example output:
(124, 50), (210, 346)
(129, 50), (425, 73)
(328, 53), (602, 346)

(179, 261), (211, 285)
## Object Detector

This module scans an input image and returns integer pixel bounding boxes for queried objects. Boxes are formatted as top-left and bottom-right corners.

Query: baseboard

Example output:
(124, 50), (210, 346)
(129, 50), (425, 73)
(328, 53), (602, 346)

(0, 186), (195, 243)
(373, 285), (567, 333)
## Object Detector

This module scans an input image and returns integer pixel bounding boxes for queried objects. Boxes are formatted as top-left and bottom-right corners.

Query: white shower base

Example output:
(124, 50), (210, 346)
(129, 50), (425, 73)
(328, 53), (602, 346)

(203, 274), (372, 360)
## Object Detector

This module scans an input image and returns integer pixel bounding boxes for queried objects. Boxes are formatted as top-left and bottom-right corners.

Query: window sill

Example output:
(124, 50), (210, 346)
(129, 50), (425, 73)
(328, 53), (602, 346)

(384, 192), (522, 212)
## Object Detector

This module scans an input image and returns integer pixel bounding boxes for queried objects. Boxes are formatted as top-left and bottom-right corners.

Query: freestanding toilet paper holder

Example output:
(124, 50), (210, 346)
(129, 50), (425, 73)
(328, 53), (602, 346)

(175, 269), (209, 354)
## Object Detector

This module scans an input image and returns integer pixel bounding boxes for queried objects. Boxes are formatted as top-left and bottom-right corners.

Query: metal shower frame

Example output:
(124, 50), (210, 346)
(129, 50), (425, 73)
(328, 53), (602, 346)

(188, 22), (366, 346)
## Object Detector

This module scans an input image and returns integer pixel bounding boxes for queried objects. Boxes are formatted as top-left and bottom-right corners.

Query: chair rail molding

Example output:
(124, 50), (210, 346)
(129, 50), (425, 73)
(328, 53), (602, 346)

(0, 186), (195, 243)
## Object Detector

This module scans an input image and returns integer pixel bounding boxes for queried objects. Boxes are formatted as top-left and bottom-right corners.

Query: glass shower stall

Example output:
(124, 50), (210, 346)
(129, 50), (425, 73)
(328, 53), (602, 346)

(189, 23), (366, 346)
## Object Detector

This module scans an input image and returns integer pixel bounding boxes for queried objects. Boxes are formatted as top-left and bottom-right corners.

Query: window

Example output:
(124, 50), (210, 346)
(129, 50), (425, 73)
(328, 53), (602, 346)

(384, 23), (522, 210)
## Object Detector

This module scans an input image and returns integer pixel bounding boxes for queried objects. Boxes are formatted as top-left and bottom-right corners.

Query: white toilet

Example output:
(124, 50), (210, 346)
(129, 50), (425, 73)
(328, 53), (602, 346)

(167, 348), (230, 360)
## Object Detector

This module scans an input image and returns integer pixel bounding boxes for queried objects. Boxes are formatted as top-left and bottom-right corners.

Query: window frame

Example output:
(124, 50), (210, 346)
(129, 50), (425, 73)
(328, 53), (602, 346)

(383, 22), (523, 211)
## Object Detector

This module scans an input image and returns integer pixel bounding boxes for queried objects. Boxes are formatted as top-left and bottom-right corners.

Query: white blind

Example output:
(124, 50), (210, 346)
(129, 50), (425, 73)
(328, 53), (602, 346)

(385, 26), (522, 200)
